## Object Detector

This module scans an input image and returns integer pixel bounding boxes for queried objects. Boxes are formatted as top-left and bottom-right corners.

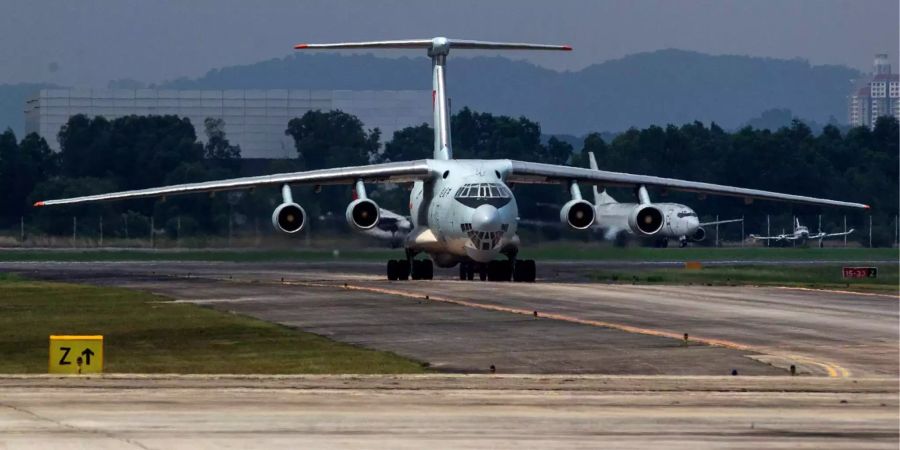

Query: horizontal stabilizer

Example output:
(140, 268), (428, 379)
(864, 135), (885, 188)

(295, 37), (571, 52)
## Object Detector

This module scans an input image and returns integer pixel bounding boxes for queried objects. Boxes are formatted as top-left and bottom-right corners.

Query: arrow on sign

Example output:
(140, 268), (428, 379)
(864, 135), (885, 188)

(81, 348), (94, 365)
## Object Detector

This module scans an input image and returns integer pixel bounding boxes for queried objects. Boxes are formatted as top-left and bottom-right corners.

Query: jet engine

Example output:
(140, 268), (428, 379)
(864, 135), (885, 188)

(346, 198), (380, 231)
(689, 226), (706, 242)
(272, 202), (306, 233)
(627, 204), (665, 236)
(560, 199), (595, 230)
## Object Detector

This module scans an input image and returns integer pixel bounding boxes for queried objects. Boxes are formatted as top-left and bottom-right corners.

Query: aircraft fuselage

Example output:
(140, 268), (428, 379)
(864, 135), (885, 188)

(407, 159), (520, 267)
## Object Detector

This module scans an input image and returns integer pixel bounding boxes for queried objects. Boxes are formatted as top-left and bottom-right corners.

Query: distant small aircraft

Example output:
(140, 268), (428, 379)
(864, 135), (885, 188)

(317, 208), (411, 249)
(750, 218), (853, 247)
(363, 208), (412, 249)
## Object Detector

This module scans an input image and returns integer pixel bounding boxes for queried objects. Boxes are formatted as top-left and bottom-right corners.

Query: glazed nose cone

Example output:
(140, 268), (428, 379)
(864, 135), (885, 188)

(471, 204), (501, 232)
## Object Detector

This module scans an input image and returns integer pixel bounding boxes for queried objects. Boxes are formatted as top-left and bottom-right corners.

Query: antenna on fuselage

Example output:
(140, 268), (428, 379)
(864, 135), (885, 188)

(295, 38), (571, 161)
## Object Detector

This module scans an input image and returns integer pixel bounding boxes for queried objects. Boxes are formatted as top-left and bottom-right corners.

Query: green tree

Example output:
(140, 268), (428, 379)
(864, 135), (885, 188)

(203, 117), (242, 172)
(576, 132), (608, 168)
(285, 110), (380, 170)
(379, 123), (432, 162)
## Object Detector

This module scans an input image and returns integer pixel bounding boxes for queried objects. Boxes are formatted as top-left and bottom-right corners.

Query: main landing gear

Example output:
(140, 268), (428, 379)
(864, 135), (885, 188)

(386, 258), (433, 281)
(386, 255), (535, 282)
(458, 259), (536, 282)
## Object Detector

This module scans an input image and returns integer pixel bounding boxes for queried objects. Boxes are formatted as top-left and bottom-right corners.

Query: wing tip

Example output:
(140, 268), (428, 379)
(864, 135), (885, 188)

(294, 43), (309, 49)
(863, 204), (871, 209)
(562, 45), (573, 51)
(33, 201), (45, 208)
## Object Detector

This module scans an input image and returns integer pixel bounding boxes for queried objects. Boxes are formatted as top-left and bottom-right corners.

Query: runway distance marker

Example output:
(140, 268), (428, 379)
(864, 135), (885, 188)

(842, 267), (877, 279)
(49, 335), (103, 375)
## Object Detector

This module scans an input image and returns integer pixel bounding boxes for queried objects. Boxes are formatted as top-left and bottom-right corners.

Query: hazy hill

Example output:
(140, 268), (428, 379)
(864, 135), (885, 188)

(0, 50), (860, 138)
(161, 49), (860, 135)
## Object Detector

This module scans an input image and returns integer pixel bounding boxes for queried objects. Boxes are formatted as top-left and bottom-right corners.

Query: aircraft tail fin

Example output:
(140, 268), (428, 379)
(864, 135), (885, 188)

(296, 38), (570, 161)
(587, 152), (617, 205)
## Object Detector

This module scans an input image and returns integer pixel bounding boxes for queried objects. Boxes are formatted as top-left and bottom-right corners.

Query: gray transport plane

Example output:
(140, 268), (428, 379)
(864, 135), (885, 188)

(33, 37), (870, 282)
(750, 217), (854, 247)
(585, 153), (743, 248)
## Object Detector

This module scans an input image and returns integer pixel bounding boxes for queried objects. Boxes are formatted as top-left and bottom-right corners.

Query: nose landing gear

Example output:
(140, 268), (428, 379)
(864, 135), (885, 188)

(387, 258), (432, 280)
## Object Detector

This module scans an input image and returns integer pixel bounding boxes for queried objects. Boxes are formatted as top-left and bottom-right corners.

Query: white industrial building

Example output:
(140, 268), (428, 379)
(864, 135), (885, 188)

(848, 54), (900, 129)
(24, 89), (432, 158)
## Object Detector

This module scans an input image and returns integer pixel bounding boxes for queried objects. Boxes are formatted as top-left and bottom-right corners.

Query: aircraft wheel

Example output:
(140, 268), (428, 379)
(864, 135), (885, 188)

(486, 261), (499, 281)
(422, 259), (434, 280)
(523, 260), (536, 282)
(386, 260), (399, 281)
(459, 263), (467, 280)
(397, 259), (410, 281)
(411, 260), (422, 280)
(679, 239), (688, 248)
(501, 260), (512, 281)
(467, 264), (475, 280)
(513, 260), (526, 282)
(478, 264), (487, 281)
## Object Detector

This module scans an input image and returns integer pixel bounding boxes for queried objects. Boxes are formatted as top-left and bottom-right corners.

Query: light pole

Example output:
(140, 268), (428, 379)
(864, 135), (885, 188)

(843, 215), (847, 247)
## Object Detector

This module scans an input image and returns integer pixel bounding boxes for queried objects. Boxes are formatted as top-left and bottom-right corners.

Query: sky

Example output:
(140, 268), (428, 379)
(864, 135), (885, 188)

(1, 0), (897, 87)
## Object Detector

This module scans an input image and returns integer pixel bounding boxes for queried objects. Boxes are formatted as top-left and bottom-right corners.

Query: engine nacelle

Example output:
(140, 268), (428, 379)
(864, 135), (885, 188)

(560, 199), (595, 230)
(628, 204), (665, 236)
(271, 202), (306, 234)
(346, 198), (380, 231)
(689, 226), (706, 242)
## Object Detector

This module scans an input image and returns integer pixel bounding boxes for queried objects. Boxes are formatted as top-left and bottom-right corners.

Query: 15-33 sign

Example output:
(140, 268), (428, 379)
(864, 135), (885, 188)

(842, 267), (878, 279)
(49, 335), (103, 374)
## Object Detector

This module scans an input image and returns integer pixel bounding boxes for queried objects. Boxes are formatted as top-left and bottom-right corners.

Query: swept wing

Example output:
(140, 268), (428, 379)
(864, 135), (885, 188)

(506, 161), (869, 209)
(699, 218), (744, 227)
(34, 161), (430, 207)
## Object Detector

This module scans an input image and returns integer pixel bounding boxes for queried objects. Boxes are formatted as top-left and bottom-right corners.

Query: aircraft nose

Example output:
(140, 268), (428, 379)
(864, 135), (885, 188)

(471, 204), (501, 232)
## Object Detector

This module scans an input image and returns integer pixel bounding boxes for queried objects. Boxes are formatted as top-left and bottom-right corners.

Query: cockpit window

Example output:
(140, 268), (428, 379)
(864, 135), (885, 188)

(677, 211), (697, 218)
(454, 183), (511, 199)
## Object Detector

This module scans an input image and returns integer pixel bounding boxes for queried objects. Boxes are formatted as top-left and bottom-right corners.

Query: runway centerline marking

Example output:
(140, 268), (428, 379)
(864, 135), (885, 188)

(773, 286), (899, 300)
(163, 272), (854, 378)
(286, 279), (852, 378)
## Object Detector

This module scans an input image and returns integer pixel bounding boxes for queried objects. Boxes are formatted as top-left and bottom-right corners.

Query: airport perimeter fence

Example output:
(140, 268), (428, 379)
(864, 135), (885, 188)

(0, 213), (897, 249)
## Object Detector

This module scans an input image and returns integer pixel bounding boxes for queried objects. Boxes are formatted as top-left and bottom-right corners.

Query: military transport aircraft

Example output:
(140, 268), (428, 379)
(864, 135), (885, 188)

(34, 37), (869, 282)
(750, 218), (854, 247)
(585, 153), (743, 247)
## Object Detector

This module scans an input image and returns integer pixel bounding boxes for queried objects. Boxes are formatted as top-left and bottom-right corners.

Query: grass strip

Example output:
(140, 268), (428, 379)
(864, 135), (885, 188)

(0, 273), (426, 374)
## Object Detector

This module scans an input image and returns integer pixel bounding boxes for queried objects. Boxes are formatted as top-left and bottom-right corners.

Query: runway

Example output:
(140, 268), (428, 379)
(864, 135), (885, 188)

(2, 260), (896, 377)
(1, 374), (897, 449)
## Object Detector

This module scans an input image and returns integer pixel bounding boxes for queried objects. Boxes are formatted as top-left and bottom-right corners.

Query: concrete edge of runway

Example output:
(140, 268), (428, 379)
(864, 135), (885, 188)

(1, 374), (896, 393)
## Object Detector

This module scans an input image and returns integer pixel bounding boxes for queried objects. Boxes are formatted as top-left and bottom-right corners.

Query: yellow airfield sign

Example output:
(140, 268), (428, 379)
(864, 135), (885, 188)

(49, 335), (103, 374)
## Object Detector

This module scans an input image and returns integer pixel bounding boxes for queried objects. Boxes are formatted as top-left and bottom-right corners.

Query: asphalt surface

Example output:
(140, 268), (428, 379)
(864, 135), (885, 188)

(1, 375), (897, 449)
(2, 260), (896, 377)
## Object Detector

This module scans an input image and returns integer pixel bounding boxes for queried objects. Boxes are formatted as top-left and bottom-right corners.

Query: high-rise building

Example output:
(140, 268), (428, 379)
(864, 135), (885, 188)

(848, 54), (900, 128)
(24, 89), (431, 158)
